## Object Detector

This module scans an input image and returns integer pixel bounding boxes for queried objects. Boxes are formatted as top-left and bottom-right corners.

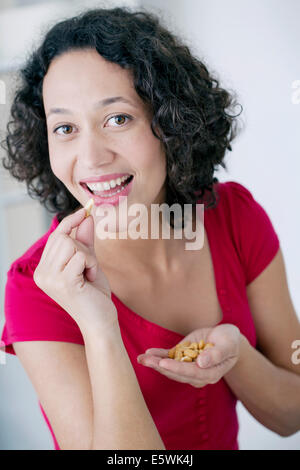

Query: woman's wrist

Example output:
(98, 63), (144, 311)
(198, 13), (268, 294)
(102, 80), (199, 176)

(76, 304), (121, 343)
(224, 332), (250, 380)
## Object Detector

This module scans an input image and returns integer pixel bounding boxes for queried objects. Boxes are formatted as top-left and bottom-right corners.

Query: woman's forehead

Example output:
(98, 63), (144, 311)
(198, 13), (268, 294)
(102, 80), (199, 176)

(42, 50), (142, 111)
(44, 50), (130, 91)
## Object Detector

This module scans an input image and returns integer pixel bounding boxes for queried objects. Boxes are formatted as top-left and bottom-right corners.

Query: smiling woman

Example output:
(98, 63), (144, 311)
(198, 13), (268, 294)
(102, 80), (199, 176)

(0, 6), (243, 451)
(0, 6), (241, 226)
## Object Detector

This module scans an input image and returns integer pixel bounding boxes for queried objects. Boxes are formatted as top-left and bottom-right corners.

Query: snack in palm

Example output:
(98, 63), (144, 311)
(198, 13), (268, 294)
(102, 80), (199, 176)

(168, 340), (214, 362)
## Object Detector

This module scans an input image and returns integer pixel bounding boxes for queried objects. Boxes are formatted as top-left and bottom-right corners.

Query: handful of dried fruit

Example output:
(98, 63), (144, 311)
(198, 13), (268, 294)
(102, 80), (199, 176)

(168, 340), (214, 362)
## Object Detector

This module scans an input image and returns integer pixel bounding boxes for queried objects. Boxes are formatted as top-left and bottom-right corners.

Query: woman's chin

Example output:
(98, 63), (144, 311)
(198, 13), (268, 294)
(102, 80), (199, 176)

(94, 221), (131, 241)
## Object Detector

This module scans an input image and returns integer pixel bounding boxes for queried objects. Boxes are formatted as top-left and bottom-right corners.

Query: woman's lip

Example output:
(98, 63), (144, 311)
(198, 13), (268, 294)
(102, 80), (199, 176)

(80, 176), (134, 206)
(80, 175), (132, 196)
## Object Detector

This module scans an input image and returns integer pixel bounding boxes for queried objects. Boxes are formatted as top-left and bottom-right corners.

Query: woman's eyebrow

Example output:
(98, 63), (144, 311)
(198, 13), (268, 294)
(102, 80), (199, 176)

(46, 96), (138, 118)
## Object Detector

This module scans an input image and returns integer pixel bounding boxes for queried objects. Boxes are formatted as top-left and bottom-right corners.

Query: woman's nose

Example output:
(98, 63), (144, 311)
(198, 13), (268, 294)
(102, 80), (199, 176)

(77, 132), (115, 168)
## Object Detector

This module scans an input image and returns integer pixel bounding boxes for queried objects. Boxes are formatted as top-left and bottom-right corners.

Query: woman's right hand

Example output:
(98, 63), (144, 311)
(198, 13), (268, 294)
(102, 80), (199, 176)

(33, 206), (119, 334)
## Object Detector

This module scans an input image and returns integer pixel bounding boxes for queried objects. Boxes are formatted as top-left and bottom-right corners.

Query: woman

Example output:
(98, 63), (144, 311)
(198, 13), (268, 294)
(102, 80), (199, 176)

(1, 6), (300, 450)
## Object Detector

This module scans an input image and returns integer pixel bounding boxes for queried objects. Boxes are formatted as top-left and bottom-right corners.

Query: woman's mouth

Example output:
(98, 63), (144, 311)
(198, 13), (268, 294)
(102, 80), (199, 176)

(80, 175), (134, 206)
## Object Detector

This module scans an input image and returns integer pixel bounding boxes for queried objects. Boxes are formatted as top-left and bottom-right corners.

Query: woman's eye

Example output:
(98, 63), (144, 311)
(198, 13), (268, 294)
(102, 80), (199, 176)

(106, 114), (132, 127)
(53, 114), (131, 135)
(53, 124), (73, 135)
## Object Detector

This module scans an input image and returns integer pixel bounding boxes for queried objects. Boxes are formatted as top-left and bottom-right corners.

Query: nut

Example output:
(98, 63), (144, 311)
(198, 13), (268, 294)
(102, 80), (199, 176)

(169, 340), (214, 362)
(181, 341), (191, 347)
(84, 198), (94, 218)
(181, 356), (193, 362)
(168, 347), (176, 359)
(183, 349), (198, 359)
(174, 349), (183, 361)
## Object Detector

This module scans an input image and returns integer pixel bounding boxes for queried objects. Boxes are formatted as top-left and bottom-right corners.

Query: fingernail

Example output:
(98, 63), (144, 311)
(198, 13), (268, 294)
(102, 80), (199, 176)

(198, 355), (210, 367)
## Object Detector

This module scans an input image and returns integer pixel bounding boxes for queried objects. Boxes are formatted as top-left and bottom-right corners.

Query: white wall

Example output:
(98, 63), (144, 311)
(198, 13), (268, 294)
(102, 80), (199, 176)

(0, 0), (139, 72)
(141, 0), (300, 450)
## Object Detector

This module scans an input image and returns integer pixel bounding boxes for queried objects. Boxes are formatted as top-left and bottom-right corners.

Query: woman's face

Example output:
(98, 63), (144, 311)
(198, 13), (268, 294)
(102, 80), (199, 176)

(43, 48), (166, 232)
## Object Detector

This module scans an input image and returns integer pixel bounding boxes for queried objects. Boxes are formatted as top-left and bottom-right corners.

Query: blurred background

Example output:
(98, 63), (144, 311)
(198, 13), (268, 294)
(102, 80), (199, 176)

(0, 0), (299, 450)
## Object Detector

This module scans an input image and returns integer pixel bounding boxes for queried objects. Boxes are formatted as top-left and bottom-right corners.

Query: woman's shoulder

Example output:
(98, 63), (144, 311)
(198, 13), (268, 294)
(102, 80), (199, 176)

(215, 179), (253, 199)
(216, 180), (280, 285)
(198, 179), (254, 214)
(208, 179), (259, 215)
(219, 179), (255, 199)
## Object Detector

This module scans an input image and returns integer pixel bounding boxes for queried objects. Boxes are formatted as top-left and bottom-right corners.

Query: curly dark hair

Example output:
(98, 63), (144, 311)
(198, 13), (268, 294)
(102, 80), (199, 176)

(1, 6), (243, 226)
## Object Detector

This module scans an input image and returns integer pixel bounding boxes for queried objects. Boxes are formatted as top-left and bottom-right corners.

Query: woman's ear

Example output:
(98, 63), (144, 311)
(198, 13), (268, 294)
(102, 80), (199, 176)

(152, 123), (163, 140)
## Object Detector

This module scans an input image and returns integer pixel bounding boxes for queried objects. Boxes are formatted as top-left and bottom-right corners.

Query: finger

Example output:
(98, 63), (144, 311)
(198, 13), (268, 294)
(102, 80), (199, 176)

(74, 215), (97, 281)
(40, 207), (87, 262)
(56, 207), (86, 236)
(156, 368), (201, 386)
(62, 241), (98, 276)
(196, 346), (234, 369)
(75, 213), (95, 249)
(137, 353), (218, 388)
(138, 354), (200, 384)
(138, 353), (199, 379)
(63, 250), (86, 291)
(44, 235), (90, 274)
(196, 356), (237, 385)
(157, 358), (200, 377)
(53, 236), (79, 272)
(144, 348), (169, 357)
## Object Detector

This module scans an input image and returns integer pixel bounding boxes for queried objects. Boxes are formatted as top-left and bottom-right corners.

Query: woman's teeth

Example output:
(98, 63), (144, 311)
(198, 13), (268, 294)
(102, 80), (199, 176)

(87, 175), (130, 192)
(86, 175), (133, 197)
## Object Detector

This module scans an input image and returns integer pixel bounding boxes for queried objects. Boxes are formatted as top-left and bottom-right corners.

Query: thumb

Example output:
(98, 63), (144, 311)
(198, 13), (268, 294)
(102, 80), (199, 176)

(76, 216), (111, 296)
(197, 324), (240, 368)
(75, 215), (98, 283)
(197, 344), (229, 369)
(75, 214), (95, 250)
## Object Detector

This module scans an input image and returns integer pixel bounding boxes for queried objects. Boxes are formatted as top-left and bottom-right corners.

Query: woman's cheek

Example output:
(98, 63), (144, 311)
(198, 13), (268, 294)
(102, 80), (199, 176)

(49, 152), (68, 182)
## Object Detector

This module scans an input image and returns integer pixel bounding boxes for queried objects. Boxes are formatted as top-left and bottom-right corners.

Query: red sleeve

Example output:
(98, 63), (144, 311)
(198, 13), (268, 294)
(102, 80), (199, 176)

(225, 181), (280, 286)
(1, 260), (84, 355)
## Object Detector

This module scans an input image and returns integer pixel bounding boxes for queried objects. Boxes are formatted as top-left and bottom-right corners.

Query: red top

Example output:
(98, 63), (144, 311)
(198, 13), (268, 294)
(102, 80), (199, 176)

(1, 181), (280, 450)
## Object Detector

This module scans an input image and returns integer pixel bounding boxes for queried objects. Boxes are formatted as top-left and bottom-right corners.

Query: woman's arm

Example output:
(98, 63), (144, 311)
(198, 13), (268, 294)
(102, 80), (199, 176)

(82, 321), (166, 450)
(224, 248), (300, 437)
(224, 333), (300, 437)
(13, 324), (166, 450)
(32, 208), (165, 450)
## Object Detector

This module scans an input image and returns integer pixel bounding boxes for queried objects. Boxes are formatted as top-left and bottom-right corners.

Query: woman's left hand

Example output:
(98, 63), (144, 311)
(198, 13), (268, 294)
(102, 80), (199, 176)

(137, 324), (241, 387)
